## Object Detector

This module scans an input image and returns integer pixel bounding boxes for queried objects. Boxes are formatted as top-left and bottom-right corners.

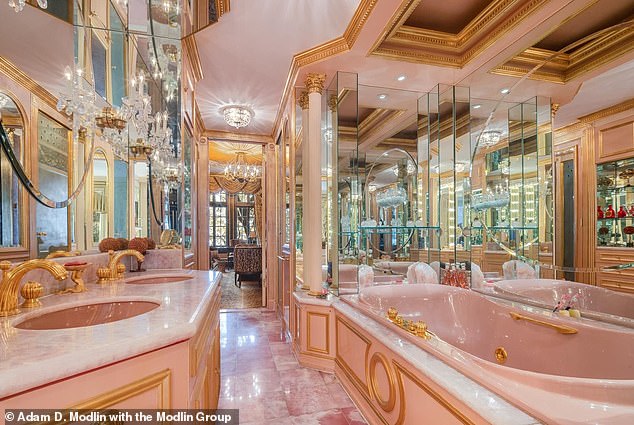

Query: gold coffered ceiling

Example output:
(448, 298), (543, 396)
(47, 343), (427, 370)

(369, 0), (550, 68)
(491, 0), (634, 83)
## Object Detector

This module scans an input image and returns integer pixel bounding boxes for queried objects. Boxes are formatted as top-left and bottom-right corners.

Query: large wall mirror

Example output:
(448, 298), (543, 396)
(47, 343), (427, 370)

(92, 150), (109, 245)
(0, 92), (25, 249)
(36, 112), (72, 258)
(133, 161), (149, 238)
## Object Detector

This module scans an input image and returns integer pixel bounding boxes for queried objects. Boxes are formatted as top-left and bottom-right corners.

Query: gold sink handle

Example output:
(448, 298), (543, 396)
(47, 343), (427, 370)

(96, 250), (145, 284)
(0, 259), (68, 317)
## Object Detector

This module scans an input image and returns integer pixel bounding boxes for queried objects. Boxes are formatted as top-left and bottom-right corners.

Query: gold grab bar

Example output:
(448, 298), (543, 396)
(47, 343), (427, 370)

(509, 312), (578, 334)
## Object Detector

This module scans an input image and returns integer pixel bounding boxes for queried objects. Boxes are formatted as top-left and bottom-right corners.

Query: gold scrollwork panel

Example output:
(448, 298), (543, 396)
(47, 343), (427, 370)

(368, 352), (397, 413)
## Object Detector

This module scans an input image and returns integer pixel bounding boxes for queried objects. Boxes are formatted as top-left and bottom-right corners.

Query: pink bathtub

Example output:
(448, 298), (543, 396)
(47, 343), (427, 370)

(344, 284), (634, 424)
(494, 279), (634, 323)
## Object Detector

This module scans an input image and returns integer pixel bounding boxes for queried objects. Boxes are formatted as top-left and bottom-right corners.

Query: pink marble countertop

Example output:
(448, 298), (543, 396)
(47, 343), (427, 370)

(0, 269), (221, 399)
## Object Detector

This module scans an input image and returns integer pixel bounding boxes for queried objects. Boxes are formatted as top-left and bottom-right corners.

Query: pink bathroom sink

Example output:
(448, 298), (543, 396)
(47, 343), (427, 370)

(14, 301), (160, 330)
(125, 275), (193, 284)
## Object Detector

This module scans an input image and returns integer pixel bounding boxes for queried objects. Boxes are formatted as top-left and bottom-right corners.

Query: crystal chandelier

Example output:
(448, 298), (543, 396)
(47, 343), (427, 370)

(120, 73), (173, 161)
(221, 106), (253, 129)
(224, 152), (260, 183)
(56, 65), (99, 141)
(8, 0), (46, 12)
(479, 130), (502, 148)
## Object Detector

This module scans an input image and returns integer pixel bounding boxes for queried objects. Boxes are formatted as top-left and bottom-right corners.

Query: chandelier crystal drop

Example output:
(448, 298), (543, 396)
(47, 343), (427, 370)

(224, 152), (260, 183)
(479, 130), (502, 148)
(222, 106), (253, 129)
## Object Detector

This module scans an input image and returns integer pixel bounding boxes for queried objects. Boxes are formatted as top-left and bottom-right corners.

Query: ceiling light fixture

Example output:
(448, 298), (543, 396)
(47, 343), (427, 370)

(224, 151), (260, 183)
(396, 75), (407, 81)
(221, 105), (253, 129)
(377, 94), (388, 100)
(472, 104), (481, 109)
(479, 130), (502, 148)
(500, 88), (510, 94)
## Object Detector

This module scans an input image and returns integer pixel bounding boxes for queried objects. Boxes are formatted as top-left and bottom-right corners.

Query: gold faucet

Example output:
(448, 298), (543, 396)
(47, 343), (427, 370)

(96, 250), (145, 284)
(0, 259), (68, 317)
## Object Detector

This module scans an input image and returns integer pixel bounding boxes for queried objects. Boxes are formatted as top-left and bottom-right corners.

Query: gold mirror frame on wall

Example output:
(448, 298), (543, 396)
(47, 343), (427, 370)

(0, 90), (29, 256)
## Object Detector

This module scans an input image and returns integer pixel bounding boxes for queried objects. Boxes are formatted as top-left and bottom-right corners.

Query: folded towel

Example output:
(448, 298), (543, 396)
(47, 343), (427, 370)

(503, 260), (536, 280)
(359, 264), (374, 288)
(407, 262), (438, 284)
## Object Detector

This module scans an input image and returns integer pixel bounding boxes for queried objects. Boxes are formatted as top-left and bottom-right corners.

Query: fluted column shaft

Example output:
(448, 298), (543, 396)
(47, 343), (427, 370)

(298, 91), (310, 289)
(304, 73), (326, 296)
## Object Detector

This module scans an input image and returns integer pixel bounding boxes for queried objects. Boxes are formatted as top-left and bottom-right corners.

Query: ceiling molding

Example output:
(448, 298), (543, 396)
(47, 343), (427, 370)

(0, 56), (57, 110)
(369, 0), (549, 68)
(491, 26), (634, 83)
(182, 34), (204, 83)
(204, 129), (273, 144)
(578, 98), (634, 123)
(195, 100), (205, 135)
(271, 0), (379, 139)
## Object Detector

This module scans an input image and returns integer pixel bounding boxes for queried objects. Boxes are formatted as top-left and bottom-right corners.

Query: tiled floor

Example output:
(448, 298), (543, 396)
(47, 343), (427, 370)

(219, 309), (367, 425)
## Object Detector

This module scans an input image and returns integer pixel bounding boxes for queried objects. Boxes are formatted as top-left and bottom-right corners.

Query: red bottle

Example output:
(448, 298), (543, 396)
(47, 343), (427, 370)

(606, 205), (616, 218)
(597, 206), (604, 219)
(618, 206), (628, 218)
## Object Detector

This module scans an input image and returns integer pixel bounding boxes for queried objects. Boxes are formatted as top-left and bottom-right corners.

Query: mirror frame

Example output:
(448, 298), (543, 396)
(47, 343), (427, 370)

(0, 89), (30, 258)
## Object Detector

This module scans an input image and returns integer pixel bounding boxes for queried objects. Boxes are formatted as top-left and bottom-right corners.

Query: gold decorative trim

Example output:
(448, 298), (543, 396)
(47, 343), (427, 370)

(335, 315), (372, 398)
(491, 17), (634, 83)
(182, 35), (204, 83)
(306, 311), (331, 355)
(298, 91), (309, 110)
(579, 98), (634, 123)
(0, 57), (58, 110)
(203, 129), (273, 144)
(368, 352), (396, 412)
(336, 358), (390, 425)
(370, 0), (549, 68)
(271, 0), (379, 138)
(195, 101), (205, 135)
(305, 73), (326, 95)
(72, 369), (171, 410)
(393, 360), (476, 425)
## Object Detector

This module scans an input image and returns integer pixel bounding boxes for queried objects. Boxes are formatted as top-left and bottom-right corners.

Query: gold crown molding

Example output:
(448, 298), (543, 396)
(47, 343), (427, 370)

(195, 101), (205, 134)
(370, 0), (548, 68)
(491, 18), (634, 83)
(305, 73), (326, 95)
(271, 0), (379, 138)
(216, 0), (230, 17)
(0, 57), (58, 110)
(204, 129), (273, 144)
(553, 121), (587, 138)
(579, 98), (634, 124)
(182, 35), (204, 83)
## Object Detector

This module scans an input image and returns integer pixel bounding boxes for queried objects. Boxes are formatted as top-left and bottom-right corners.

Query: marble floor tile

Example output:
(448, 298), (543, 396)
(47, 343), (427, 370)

(220, 310), (366, 424)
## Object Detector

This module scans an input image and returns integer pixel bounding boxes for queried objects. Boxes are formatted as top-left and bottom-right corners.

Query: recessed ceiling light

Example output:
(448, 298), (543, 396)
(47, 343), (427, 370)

(472, 104), (481, 109)
(500, 88), (510, 94)
(396, 75), (407, 81)
(378, 94), (388, 100)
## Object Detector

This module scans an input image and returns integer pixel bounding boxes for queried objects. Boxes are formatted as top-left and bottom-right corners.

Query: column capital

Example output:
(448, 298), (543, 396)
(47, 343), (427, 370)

(551, 103), (560, 119)
(305, 73), (326, 95)
(298, 91), (309, 110)
(328, 94), (338, 112)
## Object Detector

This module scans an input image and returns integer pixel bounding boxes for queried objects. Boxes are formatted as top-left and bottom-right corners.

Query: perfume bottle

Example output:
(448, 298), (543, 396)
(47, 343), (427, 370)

(606, 205), (616, 218)
(618, 206), (628, 218)
(597, 206), (604, 219)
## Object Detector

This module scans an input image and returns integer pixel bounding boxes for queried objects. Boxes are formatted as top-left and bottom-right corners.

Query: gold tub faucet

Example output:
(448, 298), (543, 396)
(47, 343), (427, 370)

(96, 250), (145, 284)
(0, 259), (69, 317)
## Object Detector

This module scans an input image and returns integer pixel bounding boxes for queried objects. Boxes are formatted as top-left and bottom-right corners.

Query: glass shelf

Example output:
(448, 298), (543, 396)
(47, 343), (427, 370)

(473, 226), (538, 230)
(359, 225), (440, 232)
(597, 217), (634, 221)
(597, 186), (634, 193)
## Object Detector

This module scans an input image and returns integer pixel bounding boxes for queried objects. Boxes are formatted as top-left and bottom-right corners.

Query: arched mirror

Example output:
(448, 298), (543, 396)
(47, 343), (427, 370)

(0, 92), (25, 248)
(92, 150), (109, 245)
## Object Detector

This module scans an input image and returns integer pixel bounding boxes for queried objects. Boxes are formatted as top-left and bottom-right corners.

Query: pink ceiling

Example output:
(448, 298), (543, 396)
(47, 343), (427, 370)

(194, 0), (360, 135)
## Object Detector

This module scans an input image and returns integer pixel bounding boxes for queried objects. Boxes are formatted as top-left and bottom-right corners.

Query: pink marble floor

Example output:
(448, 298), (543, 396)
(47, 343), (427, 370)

(219, 309), (367, 425)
